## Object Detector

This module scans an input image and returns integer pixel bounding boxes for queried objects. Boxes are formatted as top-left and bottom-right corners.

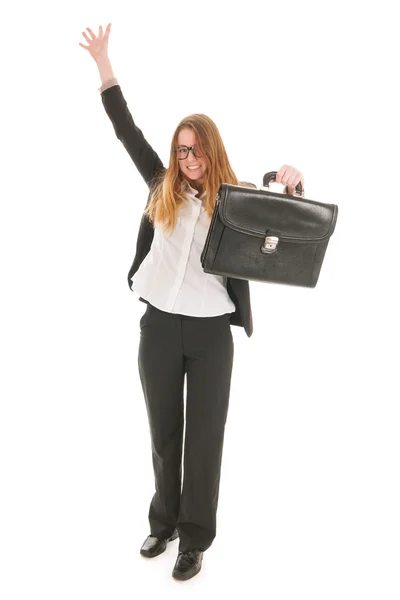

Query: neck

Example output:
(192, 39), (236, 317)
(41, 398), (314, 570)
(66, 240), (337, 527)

(189, 179), (203, 193)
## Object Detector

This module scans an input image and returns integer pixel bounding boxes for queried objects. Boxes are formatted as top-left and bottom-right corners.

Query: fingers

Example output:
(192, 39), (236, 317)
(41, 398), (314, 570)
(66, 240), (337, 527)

(81, 31), (92, 44)
(86, 27), (96, 40)
(275, 165), (288, 184)
(80, 24), (110, 47)
(276, 164), (303, 188)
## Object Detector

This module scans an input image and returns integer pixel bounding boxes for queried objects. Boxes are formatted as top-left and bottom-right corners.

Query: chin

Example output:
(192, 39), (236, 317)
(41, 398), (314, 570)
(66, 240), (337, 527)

(188, 171), (204, 181)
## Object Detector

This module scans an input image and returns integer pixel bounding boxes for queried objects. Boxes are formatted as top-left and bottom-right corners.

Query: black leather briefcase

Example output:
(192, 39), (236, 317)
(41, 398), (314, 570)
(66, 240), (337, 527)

(200, 171), (338, 287)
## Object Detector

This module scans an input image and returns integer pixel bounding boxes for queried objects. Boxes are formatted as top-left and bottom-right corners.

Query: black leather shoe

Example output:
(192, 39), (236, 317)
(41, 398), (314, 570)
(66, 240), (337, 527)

(172, 549), (203, 580)
(140, 529), (179, 558)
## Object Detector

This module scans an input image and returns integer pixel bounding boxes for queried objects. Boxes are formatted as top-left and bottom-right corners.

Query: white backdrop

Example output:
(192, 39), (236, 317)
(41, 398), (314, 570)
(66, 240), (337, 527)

(1, 0), (399, 598)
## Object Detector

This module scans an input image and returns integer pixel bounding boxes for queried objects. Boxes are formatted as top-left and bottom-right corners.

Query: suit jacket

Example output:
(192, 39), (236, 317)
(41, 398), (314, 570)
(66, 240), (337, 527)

(101, 85), (253, 337)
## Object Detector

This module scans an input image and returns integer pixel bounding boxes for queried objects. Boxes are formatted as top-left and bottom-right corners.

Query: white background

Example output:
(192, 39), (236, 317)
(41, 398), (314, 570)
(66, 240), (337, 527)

(1, 0), (399, 598)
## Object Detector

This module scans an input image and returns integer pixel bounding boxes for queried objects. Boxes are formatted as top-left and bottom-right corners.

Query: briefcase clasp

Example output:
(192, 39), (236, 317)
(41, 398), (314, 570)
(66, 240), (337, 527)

(262, 235), (279, 254)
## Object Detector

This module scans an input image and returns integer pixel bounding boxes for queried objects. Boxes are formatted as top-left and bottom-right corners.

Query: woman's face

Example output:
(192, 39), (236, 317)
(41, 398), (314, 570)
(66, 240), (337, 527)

(176, 128), (207, 185)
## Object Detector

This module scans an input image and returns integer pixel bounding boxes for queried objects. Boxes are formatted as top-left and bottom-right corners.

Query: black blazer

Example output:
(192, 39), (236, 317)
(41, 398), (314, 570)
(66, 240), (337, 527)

(100, 84), (253, 337)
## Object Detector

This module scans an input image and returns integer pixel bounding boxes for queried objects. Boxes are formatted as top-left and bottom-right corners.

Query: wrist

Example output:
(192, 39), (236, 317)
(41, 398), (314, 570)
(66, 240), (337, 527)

(95, 55), (116, 88)
(95, 53), (110, 65)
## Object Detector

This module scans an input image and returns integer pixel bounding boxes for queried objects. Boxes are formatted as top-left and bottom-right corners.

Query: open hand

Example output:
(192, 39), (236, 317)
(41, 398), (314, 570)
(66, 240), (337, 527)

(79, 23), (112, 62)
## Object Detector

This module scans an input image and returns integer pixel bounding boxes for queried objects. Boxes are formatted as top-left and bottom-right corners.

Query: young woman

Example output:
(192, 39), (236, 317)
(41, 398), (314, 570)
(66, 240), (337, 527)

(79, 23), (304, 582)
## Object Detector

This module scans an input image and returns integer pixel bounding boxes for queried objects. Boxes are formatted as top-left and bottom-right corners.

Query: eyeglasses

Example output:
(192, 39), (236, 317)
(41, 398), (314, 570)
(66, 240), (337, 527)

(174, 145), (204, 160)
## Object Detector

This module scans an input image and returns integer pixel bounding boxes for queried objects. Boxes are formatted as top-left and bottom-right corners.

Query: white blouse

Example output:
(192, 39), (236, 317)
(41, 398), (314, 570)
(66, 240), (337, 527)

(130, 180), (236, 317)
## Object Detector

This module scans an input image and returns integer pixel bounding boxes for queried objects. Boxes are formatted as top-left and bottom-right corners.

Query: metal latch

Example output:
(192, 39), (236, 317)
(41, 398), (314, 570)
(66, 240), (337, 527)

(261, 235), (279, 254)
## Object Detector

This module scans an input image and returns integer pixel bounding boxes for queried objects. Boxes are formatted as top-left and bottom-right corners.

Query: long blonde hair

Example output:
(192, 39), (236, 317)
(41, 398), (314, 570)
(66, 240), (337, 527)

(144, 113), (252, 236)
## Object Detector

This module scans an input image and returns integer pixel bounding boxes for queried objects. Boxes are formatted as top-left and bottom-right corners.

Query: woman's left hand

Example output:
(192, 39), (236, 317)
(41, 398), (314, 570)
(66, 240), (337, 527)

(276, 164), (304, 195)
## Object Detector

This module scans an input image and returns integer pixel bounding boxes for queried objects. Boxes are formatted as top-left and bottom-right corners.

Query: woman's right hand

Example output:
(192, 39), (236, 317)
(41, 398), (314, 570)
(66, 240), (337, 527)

(79, 23), (112, 62)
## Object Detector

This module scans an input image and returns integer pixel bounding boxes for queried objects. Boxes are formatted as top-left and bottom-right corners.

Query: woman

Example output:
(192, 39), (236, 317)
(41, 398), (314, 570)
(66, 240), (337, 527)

(79, 23), (304, 581)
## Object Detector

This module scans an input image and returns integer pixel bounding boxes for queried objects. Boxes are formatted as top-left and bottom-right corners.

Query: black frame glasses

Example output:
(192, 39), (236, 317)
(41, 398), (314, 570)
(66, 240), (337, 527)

(174, 145), (204, 160)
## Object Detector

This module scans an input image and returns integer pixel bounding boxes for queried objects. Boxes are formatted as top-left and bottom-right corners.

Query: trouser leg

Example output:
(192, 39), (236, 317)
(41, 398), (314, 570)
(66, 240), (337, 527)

(177, 314), (234, 552)
(137, 304), (185, 540)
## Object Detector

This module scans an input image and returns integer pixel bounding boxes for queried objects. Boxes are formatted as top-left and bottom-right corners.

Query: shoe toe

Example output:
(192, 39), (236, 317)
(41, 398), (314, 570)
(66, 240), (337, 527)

(140, 535), (167, 557)
(140, 530), (179, 558)
(172, 550), (203, 580)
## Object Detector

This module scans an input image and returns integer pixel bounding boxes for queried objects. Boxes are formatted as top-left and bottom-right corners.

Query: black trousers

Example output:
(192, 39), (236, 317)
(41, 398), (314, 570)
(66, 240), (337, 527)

(138, 302), (234, 553)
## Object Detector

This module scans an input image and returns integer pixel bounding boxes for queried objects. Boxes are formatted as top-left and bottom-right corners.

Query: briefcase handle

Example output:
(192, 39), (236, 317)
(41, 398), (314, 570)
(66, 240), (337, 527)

(262, 171), (303, 196)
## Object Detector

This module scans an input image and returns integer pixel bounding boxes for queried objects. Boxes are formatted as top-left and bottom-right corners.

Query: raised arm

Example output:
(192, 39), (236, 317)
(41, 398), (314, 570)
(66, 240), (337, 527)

(79, 24), (165, 189)
(99, 78), (165, 188)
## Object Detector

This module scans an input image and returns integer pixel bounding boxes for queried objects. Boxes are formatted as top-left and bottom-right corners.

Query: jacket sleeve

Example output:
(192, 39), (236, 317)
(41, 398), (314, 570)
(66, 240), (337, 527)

(100, 84), (165, 189)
